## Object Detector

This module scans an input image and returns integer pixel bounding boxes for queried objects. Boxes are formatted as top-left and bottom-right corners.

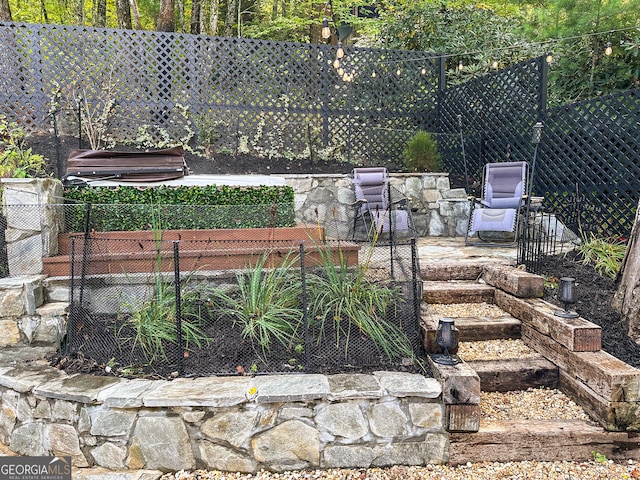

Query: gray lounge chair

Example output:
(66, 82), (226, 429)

(465, 161), (528, 246)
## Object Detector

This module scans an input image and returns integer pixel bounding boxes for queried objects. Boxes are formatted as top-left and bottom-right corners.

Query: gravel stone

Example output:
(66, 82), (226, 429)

(481, 387), (591, 421)
(457, 339), (538, 361)
(429, 302), (507, 318)
(160, 460), (640, 479)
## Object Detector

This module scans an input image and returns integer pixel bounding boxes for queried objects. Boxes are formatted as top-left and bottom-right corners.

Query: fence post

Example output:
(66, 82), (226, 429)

(79, 203), (91, 305)
(411, 238), (420, 322)
(299, 242), (310, 371)
(173, 241), (183, 376)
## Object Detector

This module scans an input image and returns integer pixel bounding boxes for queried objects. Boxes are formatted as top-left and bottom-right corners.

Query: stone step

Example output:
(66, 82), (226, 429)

(467, 357), (559, 392)
(420, 259), (513, 282)
(449, 419), (640, 464)
(422, 281), (495, 305)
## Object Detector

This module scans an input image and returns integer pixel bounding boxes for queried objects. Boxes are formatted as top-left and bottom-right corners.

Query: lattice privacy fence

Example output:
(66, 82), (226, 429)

(1, 21), (638, 236)
(0, 22), (440, 166)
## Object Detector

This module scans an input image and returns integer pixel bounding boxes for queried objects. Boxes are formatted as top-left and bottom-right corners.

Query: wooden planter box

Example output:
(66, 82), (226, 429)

(43, 227), (359, 277)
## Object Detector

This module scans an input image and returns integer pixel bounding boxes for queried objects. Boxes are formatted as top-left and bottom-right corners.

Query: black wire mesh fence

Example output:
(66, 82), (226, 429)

(63, 236), (425, 377)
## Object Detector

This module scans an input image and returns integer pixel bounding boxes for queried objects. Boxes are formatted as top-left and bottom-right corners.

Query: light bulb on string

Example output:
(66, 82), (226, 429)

(458, 60), (464, 71)
(371, 70), (376, 78)
(396, 68), (401, 76)
(336, 42), (344, 59)
(333, 58), (340, 69)
(321, 18), (331, 40)
(491, 59), (499, 70)
(605, 42), (613, 56)
(342, 72), (349, 82)
(545, 53), (553, 64)
(337, 67), (344, 76)
(420, 67), (426, 75)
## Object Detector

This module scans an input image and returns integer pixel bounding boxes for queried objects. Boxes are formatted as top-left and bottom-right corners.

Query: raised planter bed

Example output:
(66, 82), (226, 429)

(43, 226), (359, 277)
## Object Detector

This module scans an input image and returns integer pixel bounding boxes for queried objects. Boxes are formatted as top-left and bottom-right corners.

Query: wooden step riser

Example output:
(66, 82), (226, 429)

(449, 420), (640, 465)
(467, 358), (559, 392)
(423, 282), (495, 304)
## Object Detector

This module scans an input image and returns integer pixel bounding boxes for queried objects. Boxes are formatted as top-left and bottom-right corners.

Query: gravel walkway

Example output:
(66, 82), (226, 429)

(161, 460), (640, 479)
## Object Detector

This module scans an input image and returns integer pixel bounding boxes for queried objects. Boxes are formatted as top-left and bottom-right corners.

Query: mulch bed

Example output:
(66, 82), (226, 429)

(537, 249), (640, 368)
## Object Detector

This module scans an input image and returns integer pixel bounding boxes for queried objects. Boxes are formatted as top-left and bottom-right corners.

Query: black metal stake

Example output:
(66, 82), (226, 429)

(300, 242), (310, 370)
(174, 241), (183, 376)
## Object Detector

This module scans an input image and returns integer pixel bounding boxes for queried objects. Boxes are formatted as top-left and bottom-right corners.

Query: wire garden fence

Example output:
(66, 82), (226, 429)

(63, 235), (423, 378)
(0, 197), (423, 377)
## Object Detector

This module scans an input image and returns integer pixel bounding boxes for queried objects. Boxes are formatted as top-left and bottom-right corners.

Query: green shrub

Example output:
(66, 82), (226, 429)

(576, 234), (627, 279)
(403, 131), (441, 172)
(0, 114), (47, 178)
(63, 184), (296, 232)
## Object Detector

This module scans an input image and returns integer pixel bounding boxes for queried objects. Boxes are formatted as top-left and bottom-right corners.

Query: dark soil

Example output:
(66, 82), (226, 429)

(32, 134), (357, 178)
(536, 250), (640, 368)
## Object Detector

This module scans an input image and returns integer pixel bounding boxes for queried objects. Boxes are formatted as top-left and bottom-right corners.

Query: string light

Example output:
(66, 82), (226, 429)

(321, 18), (331, 40)
(545, 53), (553, 63)
(333, 58), (340, 69)
(421, 67), (426, 75)
(458, 60), (464, 71)
(605, 42), (613, 56)
(337, 67), (344, 76)
(396, 68), (401, 76)
(371, 70), (376, 78)
(491, 59), (499, 70)
(336, 42), (344, 59)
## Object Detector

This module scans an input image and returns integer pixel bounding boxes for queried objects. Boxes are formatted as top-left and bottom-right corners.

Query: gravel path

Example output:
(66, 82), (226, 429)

(161, 460), (640, 479)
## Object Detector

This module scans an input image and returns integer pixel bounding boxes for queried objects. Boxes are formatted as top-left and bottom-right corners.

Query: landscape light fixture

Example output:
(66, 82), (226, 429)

(433, 318), (460, 365)
(554, 277), (579, 318)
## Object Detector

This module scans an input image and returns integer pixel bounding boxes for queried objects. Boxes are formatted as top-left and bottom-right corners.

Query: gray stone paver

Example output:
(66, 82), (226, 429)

(252, 374), (329, 402)
(142, 377), (251, 407)
(374, 371), (441, 398)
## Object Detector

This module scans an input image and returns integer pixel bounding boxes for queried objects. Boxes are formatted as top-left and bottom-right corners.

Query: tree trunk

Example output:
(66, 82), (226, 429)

(129, 0), (142, 29)
(116, 0), (132, 29)
(95, 0), (106, 27)
(40, 0), (49, 23)
(0, 0), (12, 21)
(224, 0), (236, 36)
(613, 198), (640, 342)
(157, 0), (175, 32)
(209, 0), (219, 35)
(190, 0), (201, 33)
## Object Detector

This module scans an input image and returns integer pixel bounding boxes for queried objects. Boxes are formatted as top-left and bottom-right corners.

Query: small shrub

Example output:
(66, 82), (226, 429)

(207, 252), (303, 351)
(403, 130), (441, 172)
(0, 114), (47, 178)
(575, 234), (627, 279)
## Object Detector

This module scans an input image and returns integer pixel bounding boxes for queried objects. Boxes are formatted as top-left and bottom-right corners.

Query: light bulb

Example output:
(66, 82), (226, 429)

(333, 58), (340, 69)
(396, 68), (401, 76)
(371, 71), (376, 78)
(491, 59), (498, 69)
(321, 18), (331, 39)
(337, 67), (344, 76)
(336, 42), (344, 59)
(342, 72), (349, 81)
(421, 67), (426, 75)
(458, 60), (463, 71)
(605, 42), (612, 56)
(545, 53), (553, 64)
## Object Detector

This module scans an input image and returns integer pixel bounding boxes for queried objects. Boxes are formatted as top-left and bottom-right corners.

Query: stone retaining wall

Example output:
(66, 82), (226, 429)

(283, 173), (468, 240)
(0, 363), (447, 472)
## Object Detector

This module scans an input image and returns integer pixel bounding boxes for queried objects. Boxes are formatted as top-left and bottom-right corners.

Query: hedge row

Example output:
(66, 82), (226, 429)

(63, 185), (296, 232)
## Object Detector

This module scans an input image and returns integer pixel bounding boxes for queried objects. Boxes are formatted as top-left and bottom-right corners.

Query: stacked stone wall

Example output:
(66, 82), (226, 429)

(0, 369), (447, 472)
